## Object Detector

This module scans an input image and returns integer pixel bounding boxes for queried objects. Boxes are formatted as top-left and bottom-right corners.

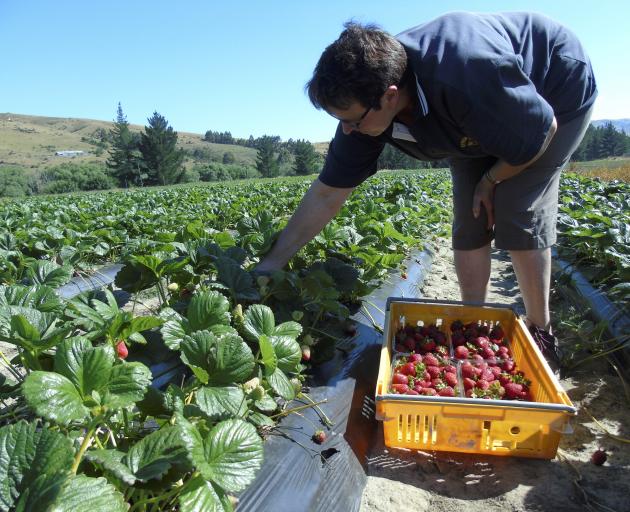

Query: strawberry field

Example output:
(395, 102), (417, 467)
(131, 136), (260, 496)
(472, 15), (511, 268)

(0, 170), (627, 510)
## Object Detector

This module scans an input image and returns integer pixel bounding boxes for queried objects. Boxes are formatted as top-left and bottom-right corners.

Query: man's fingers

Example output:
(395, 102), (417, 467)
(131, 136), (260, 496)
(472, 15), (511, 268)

(472, 194), (481, 218)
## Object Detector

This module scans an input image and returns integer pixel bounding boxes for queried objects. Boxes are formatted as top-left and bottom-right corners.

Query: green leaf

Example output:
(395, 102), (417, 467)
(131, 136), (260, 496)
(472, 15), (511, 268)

(258, 334), (277, 376)
(179, 475), (233, 512)
(199, 419), (264, 493)
(46, 474), (127, 512)
(181, 332), (255, 386)
(10, 314), (40, 344)
(269, 335), (301, 373)
(53, 337), (93, 389)
(160, 308), (187, 350)
(272, 321), (302, 339)
(125, 426), (190, 482)
(187, 291), (231, 332)
(253, 394), (278, 413)
(266, 368), (296, 401)
(105, 362), (152, 409)
(128, 316), (163, 334)
(0, 421), (73, 512)
(243, 304), (275, 342)
(215, 258), (259, 301)
(26, 260), (73, 288)
(22, 372), (89, 425)
(195, 386), (247, 421)
(84, 449), (136, 486)
(247, 411), (275, 428)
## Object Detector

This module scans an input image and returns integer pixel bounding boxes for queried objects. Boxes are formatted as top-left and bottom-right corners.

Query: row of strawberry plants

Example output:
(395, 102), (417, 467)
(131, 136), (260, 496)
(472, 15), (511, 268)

(0, 172), (452, 510)
(556, 174), (630, 309)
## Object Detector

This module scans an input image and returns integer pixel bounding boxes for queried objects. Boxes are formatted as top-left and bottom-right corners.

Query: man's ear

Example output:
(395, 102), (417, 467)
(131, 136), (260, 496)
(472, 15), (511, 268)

(382, 85), (400, 110)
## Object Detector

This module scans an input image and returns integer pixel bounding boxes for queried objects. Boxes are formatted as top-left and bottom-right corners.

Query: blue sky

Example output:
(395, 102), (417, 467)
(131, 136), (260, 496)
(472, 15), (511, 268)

(1, 1), (628, 142)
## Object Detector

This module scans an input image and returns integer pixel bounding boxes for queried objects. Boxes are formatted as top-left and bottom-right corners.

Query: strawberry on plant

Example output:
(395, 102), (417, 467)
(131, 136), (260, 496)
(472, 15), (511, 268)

(313, 430), (327, 444)
(116, 340), (128, 359)
(167, 282), (179, 292)
(301, 345), (311, 362)
(292, 310), (304, 322)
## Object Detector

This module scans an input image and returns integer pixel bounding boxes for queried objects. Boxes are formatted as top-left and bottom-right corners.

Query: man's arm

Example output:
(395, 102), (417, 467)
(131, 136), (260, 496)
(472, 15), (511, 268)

(256, 179), (355, 271)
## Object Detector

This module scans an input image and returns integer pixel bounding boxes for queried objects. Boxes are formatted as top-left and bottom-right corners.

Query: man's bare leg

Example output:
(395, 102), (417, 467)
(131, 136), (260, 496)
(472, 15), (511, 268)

(453, 244), (492, 304)
(509, 247), (552, 331)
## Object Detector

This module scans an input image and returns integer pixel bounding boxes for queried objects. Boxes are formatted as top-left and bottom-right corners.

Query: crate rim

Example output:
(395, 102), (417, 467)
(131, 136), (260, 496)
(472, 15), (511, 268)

(385, 296), (520, 314)
(375, 393), (577, 414)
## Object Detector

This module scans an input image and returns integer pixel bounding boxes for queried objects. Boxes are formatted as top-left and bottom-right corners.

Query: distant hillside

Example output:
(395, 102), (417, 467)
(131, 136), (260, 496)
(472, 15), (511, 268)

(0, 113), (262, 170)
(592, 118), (630, 134)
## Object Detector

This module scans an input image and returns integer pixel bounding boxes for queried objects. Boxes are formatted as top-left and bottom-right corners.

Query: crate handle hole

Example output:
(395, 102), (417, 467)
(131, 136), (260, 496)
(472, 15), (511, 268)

(510, 426), (521, 435)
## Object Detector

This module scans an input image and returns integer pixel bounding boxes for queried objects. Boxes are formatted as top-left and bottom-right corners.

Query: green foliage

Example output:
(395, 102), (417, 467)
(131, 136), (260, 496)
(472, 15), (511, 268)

(255, 136), (280, 178)
(194, 162), (259, 182)
(138, 111), (186, 186)
(0, 166), (34, 198)
(291, 139), (321, 175)
(573, 122), (630, 161)
(222, 152), (235, 165)
(40, 162), (116, 194)
(106, 102), (142, 187)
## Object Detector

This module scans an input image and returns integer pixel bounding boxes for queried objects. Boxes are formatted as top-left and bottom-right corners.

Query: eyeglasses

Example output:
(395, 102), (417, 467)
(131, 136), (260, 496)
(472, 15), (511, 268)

(347, 106), (371, 130)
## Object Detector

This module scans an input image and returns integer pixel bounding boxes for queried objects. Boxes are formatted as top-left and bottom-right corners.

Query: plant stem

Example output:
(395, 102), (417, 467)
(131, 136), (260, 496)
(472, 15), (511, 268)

(0, 349), (23, 381)
(128, 479), (187, 512)
(300, 392), (334, 427)
(71, 422), (98, 474)
(270, 399), (328, 420)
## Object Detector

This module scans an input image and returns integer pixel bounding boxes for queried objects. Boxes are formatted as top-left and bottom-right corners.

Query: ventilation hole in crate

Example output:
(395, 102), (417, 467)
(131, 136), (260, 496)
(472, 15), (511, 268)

(423, 415), (430, 444)
(406, 414), (413, 442)
(414, 415), (421, 443)
(482, 420), (492, 450)
(431, 416), (438, 444)
(397, 415), (403, 442)
(436, 318), (443, 328)
(510, 426), (521, 435)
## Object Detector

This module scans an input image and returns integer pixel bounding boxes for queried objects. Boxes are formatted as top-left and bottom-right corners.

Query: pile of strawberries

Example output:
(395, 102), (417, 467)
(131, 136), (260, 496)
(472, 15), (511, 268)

(391, 352), (459, 396)
(393, 323), (449, 357)
(389, 320), (533, 401)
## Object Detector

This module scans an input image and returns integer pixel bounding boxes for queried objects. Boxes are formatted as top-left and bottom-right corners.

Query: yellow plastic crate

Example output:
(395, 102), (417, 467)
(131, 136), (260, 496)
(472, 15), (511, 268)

(375, 298), (576, 459)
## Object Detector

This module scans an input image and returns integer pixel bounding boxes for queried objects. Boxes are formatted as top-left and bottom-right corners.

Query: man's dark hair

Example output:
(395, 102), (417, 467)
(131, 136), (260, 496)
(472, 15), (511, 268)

(306, 22), (407, 111)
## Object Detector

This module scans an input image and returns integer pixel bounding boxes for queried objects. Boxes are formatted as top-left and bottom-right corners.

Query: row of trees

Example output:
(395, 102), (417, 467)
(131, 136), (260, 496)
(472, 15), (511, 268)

(107, 104), (185, 187)
(572, 122), (630, 161)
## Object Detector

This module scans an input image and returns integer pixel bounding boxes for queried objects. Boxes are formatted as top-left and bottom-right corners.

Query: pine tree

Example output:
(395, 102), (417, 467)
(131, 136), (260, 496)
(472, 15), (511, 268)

(256, 136), (280, 178)
(292, 139), (320, 175)
(107, 103), (141, 187)
(138, 112), (185, 186)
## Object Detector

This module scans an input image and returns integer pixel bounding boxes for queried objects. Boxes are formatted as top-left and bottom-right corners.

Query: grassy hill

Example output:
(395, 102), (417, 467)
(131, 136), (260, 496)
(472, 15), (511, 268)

(0, 113), (262, 170)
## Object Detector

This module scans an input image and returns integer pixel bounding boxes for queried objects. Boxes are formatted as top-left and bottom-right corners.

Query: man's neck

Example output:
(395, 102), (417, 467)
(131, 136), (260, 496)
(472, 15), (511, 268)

(395, 85), (417, 125)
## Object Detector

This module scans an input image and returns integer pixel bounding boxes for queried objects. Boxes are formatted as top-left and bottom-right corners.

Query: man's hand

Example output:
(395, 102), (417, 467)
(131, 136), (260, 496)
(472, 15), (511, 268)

(255, 179), (354, 272)
(472, 174), (496, 230)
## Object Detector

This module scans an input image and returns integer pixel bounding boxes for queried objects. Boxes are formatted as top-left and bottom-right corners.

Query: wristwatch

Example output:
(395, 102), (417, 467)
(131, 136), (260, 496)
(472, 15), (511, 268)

(484, 170), (501, 185)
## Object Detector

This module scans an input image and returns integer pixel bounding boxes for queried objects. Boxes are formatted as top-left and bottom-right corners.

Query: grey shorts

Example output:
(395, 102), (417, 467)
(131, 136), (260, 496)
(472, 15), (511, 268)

(449, 106), (594, 251)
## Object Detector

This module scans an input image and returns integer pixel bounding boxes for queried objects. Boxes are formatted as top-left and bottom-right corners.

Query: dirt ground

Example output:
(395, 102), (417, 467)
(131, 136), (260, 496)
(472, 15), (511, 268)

(360, 239), (630, 512)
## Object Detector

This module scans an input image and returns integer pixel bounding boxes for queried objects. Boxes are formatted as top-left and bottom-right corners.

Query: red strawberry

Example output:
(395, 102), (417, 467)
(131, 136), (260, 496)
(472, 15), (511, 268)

(433, 331), (447, 345)
(490, 366), (502, 378)
(490, 325), (505, 341)
(413, 384), (425, 393)
(301, 345), (311, 361)
(438, 387), (455, 397)
(480, 369), (495, 382)
(409, 353), (423, 363)
(406, 389), (420, 395)
(444, 364), (457, 374)
(392, 384), (409, 394)
(463, 377), (476, 390)
(476, 379), (490, 390)
(426, 366), (441, 379)
(501, 359), (515, 372)
(452, 332), (466, 347)
(444, 372), (458, 387)
(392, 373), (408, 385)
(395, 343), (406, 352)
(504, 383), (523, 399)
(431, 378), (443, 388)
(423, 354), (439, 367)
(481, 347), (495, 359)
(475, 336), (490, 349)
(404, 337), (416, 351)
(454, 346), (469, 360)
(477, 325), (490, 336)
(420, 339), (436, 353)
(116, 340), (128, 359)
(421, 388), (437, 396)
(400, 362), (417, 376)
(313, 430), (327, 444)
(461, 363), (474, 379)
(497, 346), (510, 357)
(591, 449), (607, 466)
(472, 354), (485, 364)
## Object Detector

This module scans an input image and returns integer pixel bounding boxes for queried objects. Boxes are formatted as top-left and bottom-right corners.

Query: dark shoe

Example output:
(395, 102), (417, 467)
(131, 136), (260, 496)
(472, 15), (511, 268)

(528, 325), (563, 372)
